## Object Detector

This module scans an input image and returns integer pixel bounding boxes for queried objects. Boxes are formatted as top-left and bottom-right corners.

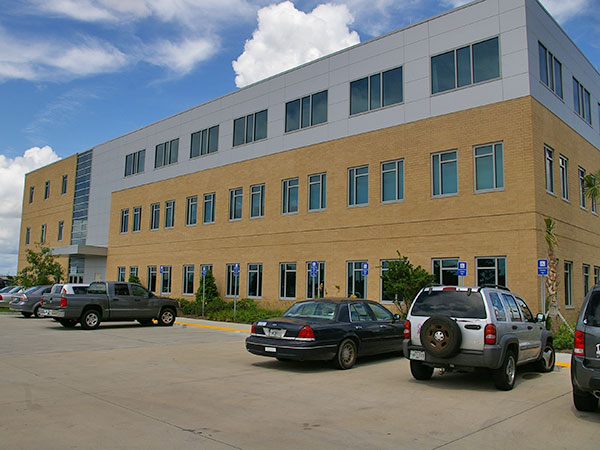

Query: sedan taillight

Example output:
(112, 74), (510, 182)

(297, 326), (315, 339)
(251, 323), (256, 334)
(403, 320), (411, 339)
(60, 296), (68, 307)
(574, 330), (585, 356)
(484, 324), (497, 345)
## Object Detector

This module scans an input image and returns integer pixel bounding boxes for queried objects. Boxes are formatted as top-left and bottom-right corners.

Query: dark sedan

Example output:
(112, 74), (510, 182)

(246, 299), (404, 369)
(9, 285), (52, 318)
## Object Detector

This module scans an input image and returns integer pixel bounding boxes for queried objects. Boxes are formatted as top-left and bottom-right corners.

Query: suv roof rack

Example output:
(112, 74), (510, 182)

(480, 284), (510, 291)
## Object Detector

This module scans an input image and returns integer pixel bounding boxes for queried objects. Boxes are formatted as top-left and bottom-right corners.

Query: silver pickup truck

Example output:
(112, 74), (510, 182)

(40, 281), (179, 329)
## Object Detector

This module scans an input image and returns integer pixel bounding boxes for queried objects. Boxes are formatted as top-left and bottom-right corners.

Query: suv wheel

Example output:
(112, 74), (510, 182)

(573, 388), (599, 412)
(410, 360), (434, 380)
(420, 315), (462, 358)
(493, 350), (516, 390)
(534, 343), (555, 373)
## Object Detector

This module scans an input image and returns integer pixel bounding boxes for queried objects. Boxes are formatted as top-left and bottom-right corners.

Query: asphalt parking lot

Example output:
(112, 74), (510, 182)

(0, 314), (598, 450)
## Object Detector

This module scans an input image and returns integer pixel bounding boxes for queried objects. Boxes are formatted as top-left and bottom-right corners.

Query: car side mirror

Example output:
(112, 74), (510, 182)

(393, 314), (401, 321)
(536, 313), (545, 323)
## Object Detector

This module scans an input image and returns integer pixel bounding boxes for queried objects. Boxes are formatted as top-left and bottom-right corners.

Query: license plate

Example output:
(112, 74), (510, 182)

(410, 350), (425, 361)
(267, 328), (285, 338)
(265, 347), (276, 353)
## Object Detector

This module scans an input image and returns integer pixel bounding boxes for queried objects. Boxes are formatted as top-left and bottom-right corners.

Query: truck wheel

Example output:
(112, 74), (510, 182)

(410, 360), (434, 380)
(420, 315), (462, 358)
(158, 308), (175, 326)
(81, 309), (101, 330)
(34, 306), (44, 318)
(493, 350), (516, 390)
(333, 338), (357, 370)
(21, 312), (32, 318)
(59, 319), (77, 328)
(535, 343), (555, 373)
(573, 388), (599, 412)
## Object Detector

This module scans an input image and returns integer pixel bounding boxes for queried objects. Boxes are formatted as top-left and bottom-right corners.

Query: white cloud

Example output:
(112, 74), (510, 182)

(0, 146), (60, 275)
(145, 38), (218, 75)
(233, 2), (360, 88)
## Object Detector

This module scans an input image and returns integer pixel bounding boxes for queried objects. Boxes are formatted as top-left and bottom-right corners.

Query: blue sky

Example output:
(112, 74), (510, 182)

(0, 0), (598, 275)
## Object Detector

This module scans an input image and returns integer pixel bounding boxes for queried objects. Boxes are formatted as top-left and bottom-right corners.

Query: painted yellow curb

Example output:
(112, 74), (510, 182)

(556, 361), (571, 368)
(175, 320), (250, 333)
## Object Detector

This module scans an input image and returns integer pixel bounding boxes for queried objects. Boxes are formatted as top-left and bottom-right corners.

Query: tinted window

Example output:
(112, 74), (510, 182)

(131, 284), (150, 298)
(584, 291), (600, 326)
(284, 301), (337, 319)
(114, 284), (130, 296)
(25, 286), (38, 294)
(489, 292), (507, 322)
(369, 303), (393, 321)
(411, 290), (486, 319)
(73, 287), (88, 294)
(516, 297), (534, 322)
(350, 303), (374, 322)
(502, 294), (522, 321)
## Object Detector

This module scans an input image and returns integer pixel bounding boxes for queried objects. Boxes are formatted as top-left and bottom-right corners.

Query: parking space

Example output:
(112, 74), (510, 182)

(0, 314), (597, 450)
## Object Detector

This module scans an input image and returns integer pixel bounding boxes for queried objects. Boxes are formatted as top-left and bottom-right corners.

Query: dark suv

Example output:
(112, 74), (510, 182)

(571, 287), (600, 412)
(403, 285), (555, 390)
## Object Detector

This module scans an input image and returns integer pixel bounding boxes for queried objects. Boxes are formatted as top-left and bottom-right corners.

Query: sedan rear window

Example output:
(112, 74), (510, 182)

(584, 291), (600, 327)
(411, 290), (487, 319)
(284, 301), (337, 319)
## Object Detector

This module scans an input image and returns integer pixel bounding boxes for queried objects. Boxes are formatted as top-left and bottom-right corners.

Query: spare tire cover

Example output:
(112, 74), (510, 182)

(420, 315), (462, 358)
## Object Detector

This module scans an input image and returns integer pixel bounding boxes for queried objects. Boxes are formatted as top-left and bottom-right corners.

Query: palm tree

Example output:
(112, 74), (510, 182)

(583, 170), (600, 202)
(544, 217), (559, 331)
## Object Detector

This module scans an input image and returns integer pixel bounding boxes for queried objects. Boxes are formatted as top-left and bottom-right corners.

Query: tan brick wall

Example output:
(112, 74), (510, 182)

(17, 155), (78, 276)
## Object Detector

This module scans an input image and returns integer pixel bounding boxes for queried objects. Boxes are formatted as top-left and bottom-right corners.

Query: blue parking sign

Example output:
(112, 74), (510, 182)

(458, 261), (467, 277)
(202, 266), (207, 277)
(233, 263), (240, 277)
(538, 259), (548, 276)
(362, 262), (369, 276)
(310, 261), (318, 278)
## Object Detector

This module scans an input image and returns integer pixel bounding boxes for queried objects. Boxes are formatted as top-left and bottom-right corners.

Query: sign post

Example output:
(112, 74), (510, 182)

(201, 265), (207, 317)
(457, 262), (467, 286)
(233, 263), (239, 319)
(538, 259), (548, 315)
(310, 261), (318, 299)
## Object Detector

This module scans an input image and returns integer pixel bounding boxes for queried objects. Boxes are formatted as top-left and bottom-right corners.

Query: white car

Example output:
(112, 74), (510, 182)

(41, 283), (89, 309)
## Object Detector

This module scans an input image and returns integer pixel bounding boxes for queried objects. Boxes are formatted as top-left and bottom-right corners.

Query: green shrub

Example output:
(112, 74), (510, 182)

(195, 271), (219, 303)
(179, 294), (285, 324)
(553, 323), (575, 351)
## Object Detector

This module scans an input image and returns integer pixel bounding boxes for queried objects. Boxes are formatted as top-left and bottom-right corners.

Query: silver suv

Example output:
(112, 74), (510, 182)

(571, 287), (600, 412)
(402, 285), (555, 390)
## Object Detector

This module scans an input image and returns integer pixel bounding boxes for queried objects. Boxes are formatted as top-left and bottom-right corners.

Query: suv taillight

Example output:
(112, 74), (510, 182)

(297, 326), (315, 339)
(484, 324), (497, 345)
(60, 297), (68, 307)
(403, 320), (411, 339)
(574, 330), (585, 356)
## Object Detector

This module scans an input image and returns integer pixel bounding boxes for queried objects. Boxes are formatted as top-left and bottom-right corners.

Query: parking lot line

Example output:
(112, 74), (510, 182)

(174, 320), (250, 333)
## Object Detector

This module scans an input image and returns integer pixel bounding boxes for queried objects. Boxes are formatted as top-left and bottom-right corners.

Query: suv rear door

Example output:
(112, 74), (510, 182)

(582, 291), (600, 369)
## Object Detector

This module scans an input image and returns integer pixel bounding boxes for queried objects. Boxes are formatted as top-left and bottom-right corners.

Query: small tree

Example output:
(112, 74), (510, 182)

(17, 245), (65, 288)
(195, 270), (219, 303)
(381, 251), (435, 315)
(128, 274), (141, 284)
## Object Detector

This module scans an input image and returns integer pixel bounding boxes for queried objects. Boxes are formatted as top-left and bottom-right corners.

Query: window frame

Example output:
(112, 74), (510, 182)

(348, 165), (369, 207)
(545, 146), (554, 194)
(564, 261), (573, 308)
(44, 181), (50, 200)
(308, 172), (326, 212)
(349, 66), (404, 116)
(279, 262), (297, 300)
(247, 263), (263, 298)
(125, 149), (145, 177)
(117, 266), (126, 282)
(431, 150), (458, 197)
(154, 139), (179, 169)
(233, 109), (268, 147)
(306, 261), (325, 299)
(285, 90), (328, 132)
(476, 256), (506, 287)
(538, 41), (563, 98)
(57, 220), (64, 242)
(226, 264), (240, 297)
(160, 265), (172, 294)
(132, 206), (141, 232)
(186, 196), (198, 226)
(473, 142), (504, 192)
(190, 125), (219, 158)
(229, 188), (243, 221)
(573, 77), (592, 125)
(347, 260), (367, 299)
(579, 166), (587, 209)
(282, 178), (299, 215)
(120, 208), (129, 234)
(381, 159), (405, 203)
(250, 184), (265, 219)
(150, 203), (160, 231)
(203, 192), (216, 224)
(432, 258), (460, 286)
(61, 175), (68, 195)
(40, 224), (46, 244)
(164, 200), (175, 229)
(559, 155), (569, 201)
(183, 264), (195, 295)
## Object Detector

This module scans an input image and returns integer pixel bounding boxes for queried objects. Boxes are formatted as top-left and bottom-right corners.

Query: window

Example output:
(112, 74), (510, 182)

(282, 178), (299, 214)
(190, 125), (219, 157)
(250, 184), (265, 219)
(125, 149), (145, 176)
(57, 220), (64, 242)
(155, 139), (179, 168)
(350, 302), (374, 321)
(132, 206), (141, 232)
(573, 77), (592, 124)
(308, 173), (326, 211)
(25, 227), (30, 245)
(369, 303), (393, 321)
(350, 66), (403, 115)
(203, 193), (215, 224)
(381, 159), (404, 202)
(564, 261), (573, 307)
(147, 266), (157, 292)
(130, 266), (138, 279)
(120, 208), (129, 233)
(579, 167), (586, 209)
(348, 165), (369, 206)
(559, 155), (569, 201)
(40, 224), (46, 244)
(247, 263), (263, 298)
(280, 263), (297, 299)
(432, 150), (458, 196)
(29, 186), (34, 204)
(226, 264), (240, 297)
(594, 266), (600, 286)
(583, 264), (590, 297)
(538, 42), (563, 98)
(61, 175), (68, 195)
(186, 196), (197, 226)
(285, 90), (328, 132)
(165, 200), (175, 228)
(592, 185), (598, 215)
(347, 261), (367, 299)
(183, 265), (194, 295)
(545, 146), (554, 194)
(381, 259), (397, 302)
(117, 266), (126, 282)
(476, 257), (506, 286)
(502, 294), (522, 322)
(489, 292), (507, 321)
(229, 188), (243, 221)
(201, 264), (213, 276)
(432, 258), (459, 286)
(161, 265), (172, 294)
(474, 142), (504, 191)
(150, 203), (160, 230)
(44, 181), (50, 200)
(432, 37), (499, 94)
(233, 109), (267, 146)
(306, 261), (325, 299)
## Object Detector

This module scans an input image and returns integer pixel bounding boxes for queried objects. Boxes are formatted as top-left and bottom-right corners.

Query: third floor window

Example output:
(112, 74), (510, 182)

(285, 90), (328, 132)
